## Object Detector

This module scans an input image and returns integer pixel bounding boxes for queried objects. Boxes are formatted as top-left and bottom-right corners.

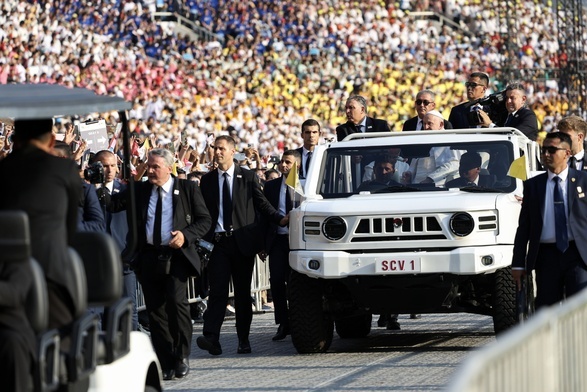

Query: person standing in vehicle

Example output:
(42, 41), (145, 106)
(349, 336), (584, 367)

(448, 72), (495, 129)
(503, 82), (538, 141)
(403, 90), (452, 131)
(512, 132), (587, 308)
(336, 95), (390, 141)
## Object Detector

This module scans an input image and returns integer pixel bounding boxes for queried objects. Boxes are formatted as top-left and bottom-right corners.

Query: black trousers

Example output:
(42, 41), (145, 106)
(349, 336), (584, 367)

(535, 241), (587, 309)
(268, 234), (291, 326)
(137, 247), (192, 370)
(203, 235), (255, 341)
(0, 329), (33, 392)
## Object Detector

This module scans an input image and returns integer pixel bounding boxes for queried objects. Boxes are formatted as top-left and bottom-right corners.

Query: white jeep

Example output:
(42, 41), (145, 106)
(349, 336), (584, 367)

(288, 128), (539, 353)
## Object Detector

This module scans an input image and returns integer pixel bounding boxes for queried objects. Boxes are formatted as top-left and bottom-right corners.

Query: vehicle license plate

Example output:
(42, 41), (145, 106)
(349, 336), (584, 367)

(376, 257), (421, 273)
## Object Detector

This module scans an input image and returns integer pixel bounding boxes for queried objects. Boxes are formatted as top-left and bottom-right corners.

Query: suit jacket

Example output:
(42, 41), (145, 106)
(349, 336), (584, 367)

(445, 174), (494, 188)
(512, 169), (587, 272)
(263, 177), (292, 252)
(448, 102), (492, 129)
(103, 180), (129, 254)
(78, 181), (106, 233)
(110, 177), (211, 274)
(295, 146), (310, 179)
(402, 116), (453, 131)
(200, 165), (283, 257)
(336, 116), (390, 142)
(0, 145), (81, 309)
(505, 107), (538, 141)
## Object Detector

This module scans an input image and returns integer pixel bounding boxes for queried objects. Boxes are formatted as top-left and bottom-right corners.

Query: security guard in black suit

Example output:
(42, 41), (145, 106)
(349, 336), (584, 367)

(197, 136), (288, 355)
(558, 115), (587, 171)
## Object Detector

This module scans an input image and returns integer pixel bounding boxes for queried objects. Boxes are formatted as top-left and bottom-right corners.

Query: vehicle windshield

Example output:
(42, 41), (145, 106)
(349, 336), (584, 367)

(317, 141), (516, 198)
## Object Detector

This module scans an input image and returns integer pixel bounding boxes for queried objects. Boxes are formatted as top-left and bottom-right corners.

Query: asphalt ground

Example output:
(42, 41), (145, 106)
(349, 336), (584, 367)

(162, 311), (495, 392)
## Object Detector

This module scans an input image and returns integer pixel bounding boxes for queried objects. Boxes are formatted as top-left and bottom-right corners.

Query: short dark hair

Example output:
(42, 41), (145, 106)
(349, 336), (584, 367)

(545, 131), (573, 150)
(301, 119), (320, 133)
(53, 140), (72, 158)
(557, 115), (587, 136)
(215, 135), (236, 148)
(374, 154), (396, 169)
(469, 72), (489, 86)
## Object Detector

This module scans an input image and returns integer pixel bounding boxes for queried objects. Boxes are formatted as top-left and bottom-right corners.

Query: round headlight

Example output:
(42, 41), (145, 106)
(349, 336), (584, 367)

(450, 213), (474, 237)
(322, 216), (347, 241)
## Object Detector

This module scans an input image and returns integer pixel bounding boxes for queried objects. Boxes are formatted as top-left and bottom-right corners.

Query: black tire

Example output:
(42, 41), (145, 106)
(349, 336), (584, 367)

(289, 271), (334, 353)
(335, 314), (372, 338)
(492, 266), (517, 334)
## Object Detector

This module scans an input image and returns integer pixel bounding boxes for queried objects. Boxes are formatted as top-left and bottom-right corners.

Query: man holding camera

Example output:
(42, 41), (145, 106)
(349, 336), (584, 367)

(104, 148), (211, 380)
(449, 72), (496, 129)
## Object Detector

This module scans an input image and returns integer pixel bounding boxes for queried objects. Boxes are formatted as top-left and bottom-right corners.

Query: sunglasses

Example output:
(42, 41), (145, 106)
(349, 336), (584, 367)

(540, 146), (567, 155)
(465, 82), (486, 89)
(415, 99), (432, 106)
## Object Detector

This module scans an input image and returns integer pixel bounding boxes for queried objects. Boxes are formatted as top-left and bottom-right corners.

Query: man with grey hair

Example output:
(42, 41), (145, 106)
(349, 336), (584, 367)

(105, 148), (211, 381)
(403, 90), (452, 131)
(503, 82), (538, 140)
(336, 95), (390, 141)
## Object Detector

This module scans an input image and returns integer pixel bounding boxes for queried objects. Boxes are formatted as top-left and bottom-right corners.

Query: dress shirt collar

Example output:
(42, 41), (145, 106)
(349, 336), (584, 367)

(547, 167), (569, 182)
(219, 164), (236, 180)
(574, 150), (585, 162)
(155, 176), (174, 194)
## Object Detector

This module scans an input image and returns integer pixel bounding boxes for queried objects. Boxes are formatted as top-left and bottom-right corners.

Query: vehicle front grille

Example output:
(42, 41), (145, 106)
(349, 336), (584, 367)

(351, 216), (447, 242)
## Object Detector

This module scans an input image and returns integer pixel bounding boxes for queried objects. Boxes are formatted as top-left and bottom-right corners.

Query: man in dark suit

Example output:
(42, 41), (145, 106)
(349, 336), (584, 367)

(296, 119), (320, 179)
(336, 95), (390, 141)
(94, 149), (138, 331)
(558, 115), (587, 171)
(263, 149), (301, 341)
(402, 89), (452, 131)
(503, 82), (538, 141)
(107, 148), (211, 380)
(196, 136), (287, 355)
(445, 152), (494, 188)
(449, 72), (496, 129)
(512, 132), (587, 309)
(0, 119), (81, 334)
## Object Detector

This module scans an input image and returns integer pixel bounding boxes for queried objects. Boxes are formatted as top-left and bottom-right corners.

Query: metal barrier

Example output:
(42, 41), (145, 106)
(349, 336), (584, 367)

(447, 290), (587, 392)
(136, 255), (271, 312)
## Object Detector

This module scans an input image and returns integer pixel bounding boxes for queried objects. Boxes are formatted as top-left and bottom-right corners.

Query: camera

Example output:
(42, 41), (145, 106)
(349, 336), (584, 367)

(84, 161), (105, 184)
(196, 239), (214, 265)
(467, 90), (508, 127)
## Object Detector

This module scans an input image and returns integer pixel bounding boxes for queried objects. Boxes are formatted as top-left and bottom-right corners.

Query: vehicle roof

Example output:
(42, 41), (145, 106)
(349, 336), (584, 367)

(0, 84), (131, 119)
(334, 129), (527, 148)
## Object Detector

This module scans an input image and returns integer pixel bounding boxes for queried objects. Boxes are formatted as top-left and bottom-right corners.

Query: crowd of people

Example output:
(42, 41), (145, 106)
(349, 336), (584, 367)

(0, 0), (581, 161)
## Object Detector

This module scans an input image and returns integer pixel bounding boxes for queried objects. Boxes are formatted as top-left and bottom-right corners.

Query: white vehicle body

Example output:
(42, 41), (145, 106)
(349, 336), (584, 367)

(287, 129), (539, 353)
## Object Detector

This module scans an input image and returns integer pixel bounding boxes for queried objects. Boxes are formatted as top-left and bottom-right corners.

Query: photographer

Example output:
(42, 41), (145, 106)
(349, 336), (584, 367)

(53, 141), (105, 233)
(449, 72), (503, 129)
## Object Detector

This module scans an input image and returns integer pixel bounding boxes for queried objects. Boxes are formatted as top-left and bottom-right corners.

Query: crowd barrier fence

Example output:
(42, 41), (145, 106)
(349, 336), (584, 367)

(136, 255), (271, 312)
(448, 290), (587, 392)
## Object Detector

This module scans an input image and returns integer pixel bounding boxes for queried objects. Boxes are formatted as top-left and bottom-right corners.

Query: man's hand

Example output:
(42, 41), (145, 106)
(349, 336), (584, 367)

(401, 171), (412, 184)
(279, 214), (290, 227)
(169, 230), (186, 249)
(64, 123), (75, 144)
(511, 269), (526, 291)
(477, 109), (492, 127)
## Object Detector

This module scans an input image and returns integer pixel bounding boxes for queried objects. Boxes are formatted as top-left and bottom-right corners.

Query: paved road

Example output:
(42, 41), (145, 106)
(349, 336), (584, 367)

(163, 311), (495, 391)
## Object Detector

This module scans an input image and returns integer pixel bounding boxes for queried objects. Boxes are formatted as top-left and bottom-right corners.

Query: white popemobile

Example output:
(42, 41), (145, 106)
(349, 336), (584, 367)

(287, 128), (540, 353)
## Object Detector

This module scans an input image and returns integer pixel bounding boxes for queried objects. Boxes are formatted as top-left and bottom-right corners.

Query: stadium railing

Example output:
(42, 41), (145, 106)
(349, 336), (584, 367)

(447, 289), (587, 392)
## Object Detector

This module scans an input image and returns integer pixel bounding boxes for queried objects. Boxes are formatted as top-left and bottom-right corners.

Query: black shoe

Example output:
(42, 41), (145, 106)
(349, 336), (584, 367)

(272, 324), (290, 341)
(387, 320), (401, 330)
(237, 338), (252, 354)
(175, 358), (189, 378)
(377, 315), (387, 327)
(196, 336), (222, 355)
(410, 314), (421, 319)
(162, 369), (175, 381)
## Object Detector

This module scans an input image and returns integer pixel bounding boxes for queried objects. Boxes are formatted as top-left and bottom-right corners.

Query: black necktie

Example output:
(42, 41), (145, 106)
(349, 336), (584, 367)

(569, 156), (577, 169)
(356, 124), (362, 133)
(305, 151), (312, 175)
(285, 185), (293, 213)
(467, 181), (476, 187)
(223, 172), (233, 231)
(553, 177), (568, 253)
(153, 186), (162, 246)
(505, 114), (513, 126)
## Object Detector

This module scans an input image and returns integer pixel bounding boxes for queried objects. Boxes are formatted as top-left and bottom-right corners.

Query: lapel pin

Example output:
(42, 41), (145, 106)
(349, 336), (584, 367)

(113, 188), (119, 194)
(237, 174), (242, 178)
(577, 185), (582, 193)
(572, 178), (576, 183)
(579, 193), (585, 198)
(174, 189), (179, 195)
